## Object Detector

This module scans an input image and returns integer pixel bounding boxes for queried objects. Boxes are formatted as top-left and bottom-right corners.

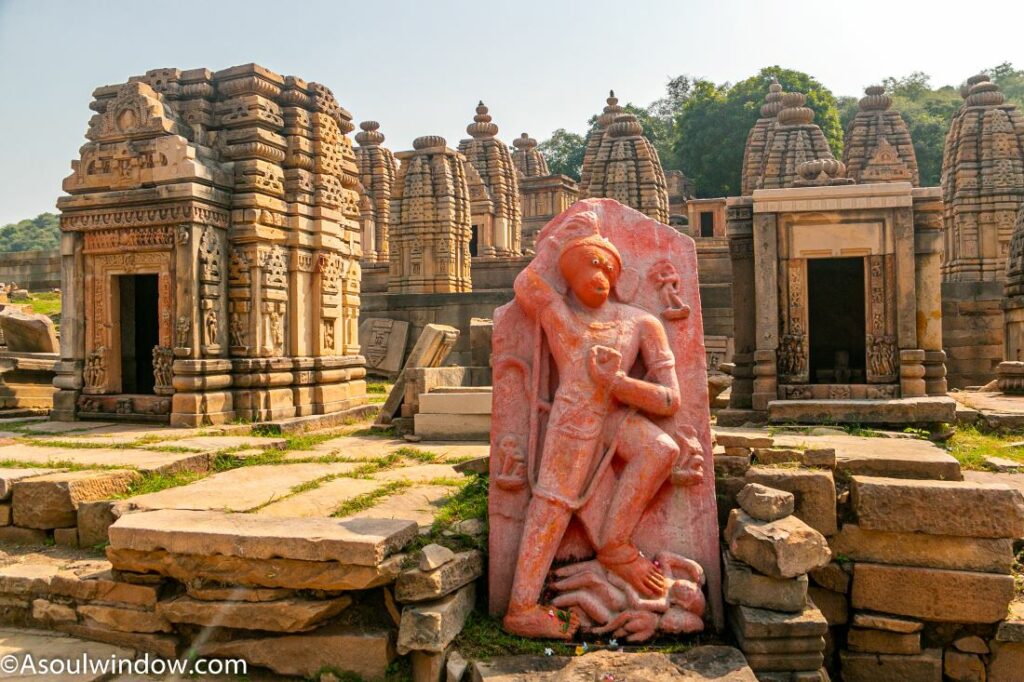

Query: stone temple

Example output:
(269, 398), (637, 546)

(55, 65), (367, 426)
(941, 74), (1024, 388)
(722, 84), (951, 426)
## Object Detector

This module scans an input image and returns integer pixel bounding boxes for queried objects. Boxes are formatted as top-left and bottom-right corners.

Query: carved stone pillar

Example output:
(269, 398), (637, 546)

(726, 198), (755, 410)
(752, 350), (778, 412)
(51, 231), (85, 420)
(924, 350), (948, 396)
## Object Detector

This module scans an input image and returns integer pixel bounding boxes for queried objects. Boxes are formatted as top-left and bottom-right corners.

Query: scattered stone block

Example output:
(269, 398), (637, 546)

(31, 598), (76, 623)
(724, 446), (753, 457)
(398, 582), (475, 654)
(0, 468), (61, 500)
(767, 397), (956, 425)
(77, 604), (172, 633)
(851, 563), (1014, 623)
(944, 650), (985, 681)
(0, 562), (61, 595)
(728, 602), (828, 640)
(953, 635), (988, 654)
(736, 483), (794, 522)
(723, 550), (807, 612)
(12, 469), (140, 529)
(831, 524), (1014, 574)
(725, 509), (831, 579)
(447, 650), (468, 682)
(716, 432), (774, 449)
(419, 392), (491, 415)
(106, 547), (404, 591)
(415, 413), (491, 441)
(0, 308), (58, 352)
(378, 324), (460, 424)
(412, 649), (447, 682)
(742, 652), (824, 673)
(0, 504), (9, 526)
(851, 612), (922, 633)
(997, 601), (1024, 642)
(186, 584), (293, 602)
(745, 467), (837, 536)
(359, 317), (410, 379)
(989, 641), (1024, 681)
(809, 562), (849, 593)
(733, 634), (826, 654)
(850, 476), (1024, 538)
(985, 456), (1022, 472)
(108, 509), (417, 566)
(847, 627), (921, 654)
(420, 543), (456, 571)
(54, 527), (78, 547)
(715, 455), (751, 477)
(752, 448), (805, 466)
(807, 586), (847, 626)
(0, 526), (47, 545)
(197, 623), (397, 679)
(398, 550), (484, 603)
(77, 500), (122, 548)
(453, 457), (489, 476)
(802, 449), (836, 468)
(50, 570), (157, 607)
(839, 648), (941, 682)
(157, 594), (351, 632)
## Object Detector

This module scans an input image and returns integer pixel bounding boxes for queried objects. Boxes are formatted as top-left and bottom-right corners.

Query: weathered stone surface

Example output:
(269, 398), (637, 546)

(767, 397), (957, 425)
(997, 601), (1024, 642)
(745, 467), (837, 536)
(379, 324), (460, 424)
(736, 483), (794, 522)
(716, 432), (773, 449)
(831, 524), (1014, 573)
(0, 626), (135, 681)
(157, 594), (350, 632)
(50, 571), (157, 607)
(848, 627), (921, 654)
(772, 433), (961, 481)
(715, 455), (751, 477)
(108, 509), (417, 566)
(734, 634), (825, 654)
(723, 550), (807, 612)
(412, 649), (447, 682)
(31, 598), (76, 622)
(53, 527), (78, 547)
(809, 562), (849, 593)
(198, 622), (396, 679)
(397, 550), (483, 604)
(470, 646), (757, 681)
(186, 584), (294, 602)
(55, 621), (177, 658)
(839, 648), (941, 682)
(0, 526), (47, 544)
(944, 650), (986, 682)
(0, 468), (60, 500)
(807, 586), (847, 626)
(76, 500), (121, 548)
(0, 562), (61, 595)
(851, 475), (1024, 538)
(0, 308), (58, 352)
(12, 469), (140, 529)
(0, 444), (208, 475)
(728, 602), (828, 640)
(420, 543), (456, 571)
(360, 317), (410, 378)
(989, 641), (1024, 682)
(742, 652), (823, 672)
(953, 635), (988, 654)
(851, 563), (1014, 623)
(398, 582), (475, 654)
(851, 612), (922, 633)
(725, 509), (831, 579)
(255, 476), (383, 518)
(0, 504), (9, 526)
(106, 546), (403, 591)
(77, 604), (172, 633)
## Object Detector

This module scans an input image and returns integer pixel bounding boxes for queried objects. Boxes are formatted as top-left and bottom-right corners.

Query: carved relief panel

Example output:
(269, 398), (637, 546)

(777, 258), (809, 383)
(865, 254), (898, 382)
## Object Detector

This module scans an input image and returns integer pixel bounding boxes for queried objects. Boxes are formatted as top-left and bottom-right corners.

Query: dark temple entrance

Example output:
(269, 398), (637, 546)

(808, 257), (866, 384)
(119, 274), (159, 394)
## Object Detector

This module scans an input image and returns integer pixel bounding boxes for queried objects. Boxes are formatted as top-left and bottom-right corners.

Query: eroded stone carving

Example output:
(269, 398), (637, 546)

(490, 199), (720, 641)
(152, 346), (174, 394)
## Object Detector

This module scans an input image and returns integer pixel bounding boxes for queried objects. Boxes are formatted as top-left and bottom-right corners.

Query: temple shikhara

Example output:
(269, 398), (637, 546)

(3, 34), (1024, 682)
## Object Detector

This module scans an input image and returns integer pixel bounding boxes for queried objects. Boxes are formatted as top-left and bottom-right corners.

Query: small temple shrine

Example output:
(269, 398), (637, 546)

(355, 120), (397, 264)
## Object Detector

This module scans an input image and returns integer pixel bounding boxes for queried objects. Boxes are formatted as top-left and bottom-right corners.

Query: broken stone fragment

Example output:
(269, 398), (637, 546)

(723, 549), (806, 612)
(397, 582), (475, 654)
(156, 594), (351, 632)
(744, 467), (837, 536)
(398, 550), (484, 603)
(725, 509), (831, 579)
(420, 543), (456, 571)
(13, 470), (141, 529)
(736, 483), (794, 522)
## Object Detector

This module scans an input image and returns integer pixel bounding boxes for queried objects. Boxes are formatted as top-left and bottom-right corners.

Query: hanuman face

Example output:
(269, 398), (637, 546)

(559, 243), (621, 309)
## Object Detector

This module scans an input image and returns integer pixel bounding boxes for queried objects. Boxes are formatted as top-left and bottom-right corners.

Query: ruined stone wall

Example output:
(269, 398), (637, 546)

(0, 250), (61, 291)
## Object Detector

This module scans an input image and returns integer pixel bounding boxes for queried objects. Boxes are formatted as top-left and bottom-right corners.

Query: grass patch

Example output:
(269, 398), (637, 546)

(367, 382), (390, 395)
(945, 425), (1024, 470)
(332, 481), (412, 517)
(393, 446), (440, 463)
(347, 453), (402, 478)
(455, 611), (574, 658)
(211, 448), (286, 471)
(0, 457), (125, 472)
(113, 470), (209, 498)
(26, 291), (61, 319)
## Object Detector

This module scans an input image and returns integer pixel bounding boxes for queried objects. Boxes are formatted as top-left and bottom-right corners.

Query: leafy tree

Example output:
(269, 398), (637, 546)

(0, 213), (60, 253)
(673, 67), (845, 197)
(987, 62), (1024, 108)
(538, 128), (587, 181)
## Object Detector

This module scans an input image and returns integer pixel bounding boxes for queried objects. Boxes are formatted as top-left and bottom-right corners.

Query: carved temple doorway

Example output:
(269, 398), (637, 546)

(807, 257), (866, 383)
(118, 274), (159, 395)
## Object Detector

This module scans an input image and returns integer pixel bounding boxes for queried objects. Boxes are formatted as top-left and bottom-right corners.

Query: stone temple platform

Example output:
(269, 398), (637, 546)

(766, 396), (957, 426)
(952, 390), (1024, 431)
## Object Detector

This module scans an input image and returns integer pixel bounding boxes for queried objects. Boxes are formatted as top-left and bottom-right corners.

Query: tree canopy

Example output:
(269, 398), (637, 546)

(0, 213), (60, 253)
(535, 63), (1024, 198)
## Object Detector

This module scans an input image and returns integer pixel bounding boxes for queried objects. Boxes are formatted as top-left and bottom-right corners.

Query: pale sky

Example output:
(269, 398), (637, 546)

(1, 0), (1022, 226)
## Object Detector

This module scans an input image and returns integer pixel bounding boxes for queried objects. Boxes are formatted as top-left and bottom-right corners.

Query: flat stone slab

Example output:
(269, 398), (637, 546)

(126, 462), (359, 512)
(767, 397), (957, 425)
(349, 484), (455, 528)
(374, 463), (460, 483)
(851, 475), (1024, 538)
(952, 392), (1024, 430)
(12, 470), (141, 529)
(0, 627), (134, 681)
(472, 647), (757, 681)
(302, 436), (489, 462)
(256, 477), (384, 518)
(772, 433), (961, 481)
(964, 470), (1024, 499)
(108, 509), (417, 565)
(0, 445), (208, 475)
(157, 594), (351, 632)
(20, 421), (116, 434)
(162, 435), (287, 453)
(0, 468), (62, 499)
(831, 524), (1014, 573)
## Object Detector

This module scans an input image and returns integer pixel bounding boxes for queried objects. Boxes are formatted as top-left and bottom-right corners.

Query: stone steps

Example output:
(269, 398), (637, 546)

(414, 388), (491, 441)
